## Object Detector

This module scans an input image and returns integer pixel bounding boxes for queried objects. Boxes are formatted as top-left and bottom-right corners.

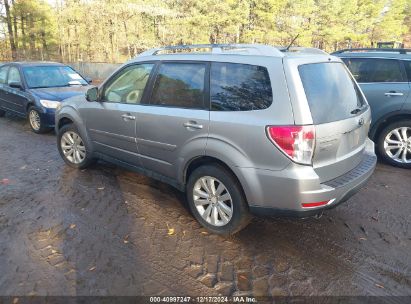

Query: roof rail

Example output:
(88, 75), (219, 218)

(280, 46), (328, 55)
(331, 48), (411, 55)
(138, 44), (285, 57)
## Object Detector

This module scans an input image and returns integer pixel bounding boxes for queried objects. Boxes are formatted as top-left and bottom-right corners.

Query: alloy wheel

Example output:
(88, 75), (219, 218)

(193, 176), (233, 227)
(60, 131), (86, 164)
(29, 110), (41, 131)
(384, 127), (411, 164)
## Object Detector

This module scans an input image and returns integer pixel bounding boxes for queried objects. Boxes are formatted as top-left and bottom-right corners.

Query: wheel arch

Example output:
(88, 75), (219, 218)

(55, 106), (84, 131)
(183, 156), (251, 205)
(370, 111), (411, 141)
(184, 156), (235, 183)
(25, 96), (41, 115)
(57, 116), (74, 130)
(26, 102), (36, 114)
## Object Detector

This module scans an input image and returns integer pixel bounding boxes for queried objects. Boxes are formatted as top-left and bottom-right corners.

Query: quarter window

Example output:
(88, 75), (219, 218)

(343, 58), (405, 83)
(103, 63), (154, 104)
(0, 66), (9, 84)
(150, 62), (206, 109)
(210, 62), (272, 111)
(8, 67), (21, 85)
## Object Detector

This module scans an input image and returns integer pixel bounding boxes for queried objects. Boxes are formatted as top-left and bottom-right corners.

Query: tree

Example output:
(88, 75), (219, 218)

(3, 0), (17, 59)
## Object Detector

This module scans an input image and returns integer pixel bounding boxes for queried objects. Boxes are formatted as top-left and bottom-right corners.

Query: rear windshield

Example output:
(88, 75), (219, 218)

(299, 62), (366, 124)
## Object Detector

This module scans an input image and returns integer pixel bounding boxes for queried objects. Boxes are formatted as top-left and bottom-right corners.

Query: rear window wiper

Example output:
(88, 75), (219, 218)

(351, 104), (368, 115)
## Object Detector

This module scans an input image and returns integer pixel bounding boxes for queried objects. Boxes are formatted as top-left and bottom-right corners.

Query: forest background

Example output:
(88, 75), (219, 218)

(0, 0), (410, 63)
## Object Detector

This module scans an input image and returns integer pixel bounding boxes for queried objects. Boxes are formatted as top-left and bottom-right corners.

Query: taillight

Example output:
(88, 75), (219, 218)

(266, 125), (315, 165)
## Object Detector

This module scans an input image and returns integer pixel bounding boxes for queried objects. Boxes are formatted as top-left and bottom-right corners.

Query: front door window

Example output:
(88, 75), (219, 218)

(103, 64), (154, 104)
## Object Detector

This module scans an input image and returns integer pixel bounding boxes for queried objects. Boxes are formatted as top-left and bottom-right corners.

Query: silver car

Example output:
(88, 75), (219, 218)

(55, 44), (377, 234)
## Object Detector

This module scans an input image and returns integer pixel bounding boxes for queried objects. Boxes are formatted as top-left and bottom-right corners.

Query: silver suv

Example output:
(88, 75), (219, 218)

(55, 44), (377, 234)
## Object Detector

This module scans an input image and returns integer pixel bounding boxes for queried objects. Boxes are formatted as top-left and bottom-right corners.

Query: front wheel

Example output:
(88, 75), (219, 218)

(28, 106), (50, 134)
(57, 123), (94, 169)
(186, 164), (251, 235)
(377, 120), (411, 169)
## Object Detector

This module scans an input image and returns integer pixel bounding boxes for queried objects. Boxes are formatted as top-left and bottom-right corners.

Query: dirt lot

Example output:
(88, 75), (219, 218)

(0, 114), (410, 298)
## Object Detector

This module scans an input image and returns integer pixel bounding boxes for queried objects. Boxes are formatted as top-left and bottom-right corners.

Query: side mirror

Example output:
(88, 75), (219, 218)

(9, 82), (23, 90)
(85, 87), (99, 102)
(85, 77), (93, 84)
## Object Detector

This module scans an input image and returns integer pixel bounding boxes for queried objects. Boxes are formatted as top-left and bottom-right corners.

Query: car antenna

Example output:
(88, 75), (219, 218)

(284, 33), (300, 51)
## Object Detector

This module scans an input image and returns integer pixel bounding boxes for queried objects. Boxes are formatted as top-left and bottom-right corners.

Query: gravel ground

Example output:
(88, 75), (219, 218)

(0, 114), (410, 298)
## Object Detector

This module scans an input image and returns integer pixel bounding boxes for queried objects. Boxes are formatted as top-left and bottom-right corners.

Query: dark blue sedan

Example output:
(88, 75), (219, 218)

(0, 62), (92, 133)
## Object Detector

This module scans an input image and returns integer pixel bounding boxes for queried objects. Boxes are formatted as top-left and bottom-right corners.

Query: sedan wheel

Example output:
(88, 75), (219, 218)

(384, 127), (411, 164)
(60, 131), (87, 164)
(193, 176), (234, 227)
(29, 109), (41, 131)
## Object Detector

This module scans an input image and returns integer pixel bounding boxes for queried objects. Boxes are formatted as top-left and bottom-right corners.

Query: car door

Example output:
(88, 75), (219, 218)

(80, 62), (156, 166)
(0, 65), (9, 111)
(4, 65), (28, 115)
(342, 58), (409, 124)
(400, 60), (411, 113)
(136, 61), (210, 180)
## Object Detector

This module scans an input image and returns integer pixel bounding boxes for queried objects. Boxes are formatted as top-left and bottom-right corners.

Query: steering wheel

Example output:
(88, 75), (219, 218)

(125, 90), (141, 103)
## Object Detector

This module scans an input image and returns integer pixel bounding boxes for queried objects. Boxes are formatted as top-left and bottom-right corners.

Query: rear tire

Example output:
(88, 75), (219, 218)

(377, 120), (411, 169)
(28, 106), (50, 134)
(57, 123), (95, 169)
(0, 109), (5, 117)
(186, 164), (251, 235)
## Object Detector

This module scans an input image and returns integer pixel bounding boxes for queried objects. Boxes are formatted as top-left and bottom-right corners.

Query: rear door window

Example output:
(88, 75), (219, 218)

(150, 62), (206, 109)
(299, 62), (366, 124)
(342, 58), (405, 83)
(210, 62), (272, 111)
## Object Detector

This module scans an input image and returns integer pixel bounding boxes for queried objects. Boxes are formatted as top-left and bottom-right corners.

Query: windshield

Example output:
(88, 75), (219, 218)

(299, 62), (366, 124)
(23, 66), (88, 89)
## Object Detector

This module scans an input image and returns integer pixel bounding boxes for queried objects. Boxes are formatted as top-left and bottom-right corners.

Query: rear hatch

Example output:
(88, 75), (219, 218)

(286, 57), (370, 182)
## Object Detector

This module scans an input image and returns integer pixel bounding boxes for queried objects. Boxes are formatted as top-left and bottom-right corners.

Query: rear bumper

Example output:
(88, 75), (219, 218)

(249, 156), (375, 217)
(240, 140), (377, 217)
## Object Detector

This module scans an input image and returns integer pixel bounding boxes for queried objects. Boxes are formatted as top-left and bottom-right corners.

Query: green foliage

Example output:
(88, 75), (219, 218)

(10, 0), (57, 59)
(0, 0), (410, 62)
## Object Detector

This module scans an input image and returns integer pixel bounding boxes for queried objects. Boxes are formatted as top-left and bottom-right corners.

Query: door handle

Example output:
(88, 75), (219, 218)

(121, 114), (136, 120)
(183, 121), (203, 130)
(384, 91), (404, 97)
